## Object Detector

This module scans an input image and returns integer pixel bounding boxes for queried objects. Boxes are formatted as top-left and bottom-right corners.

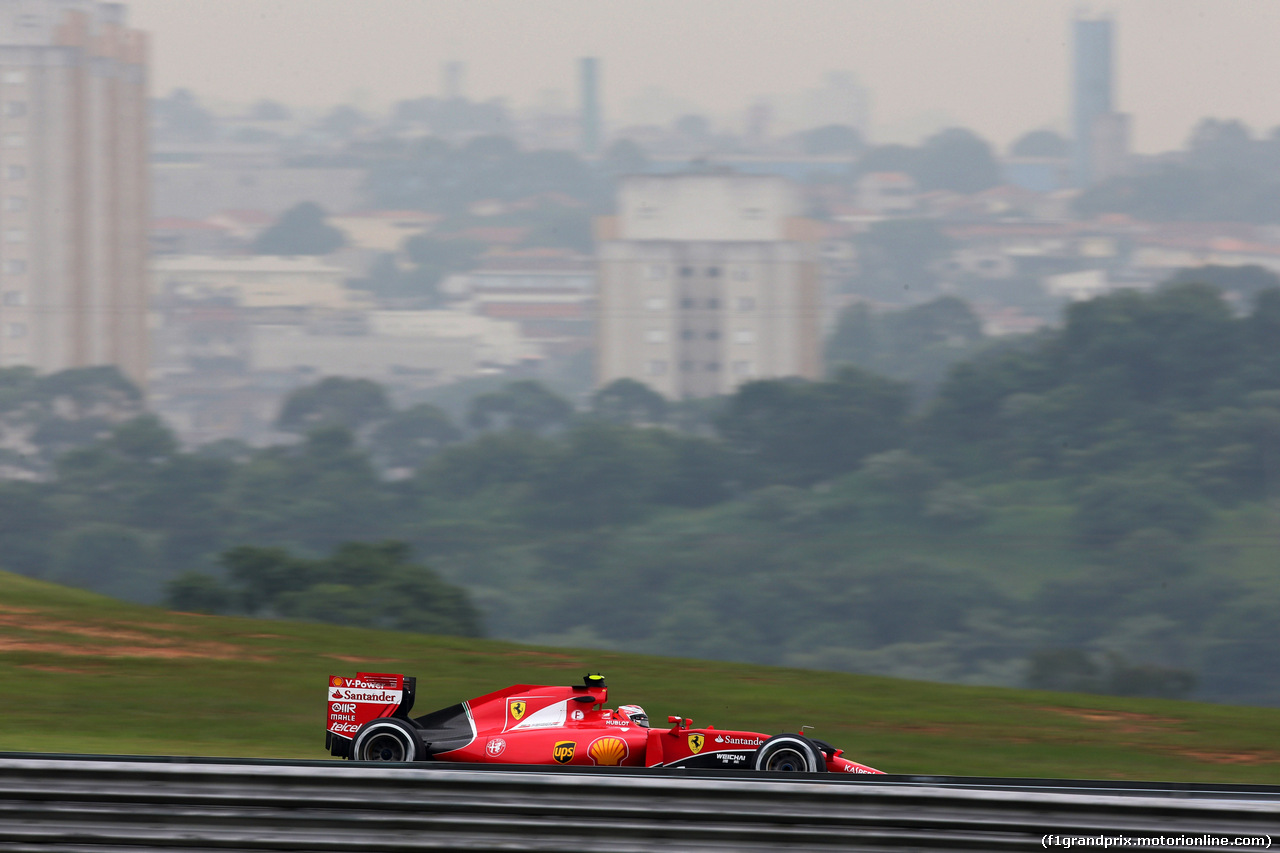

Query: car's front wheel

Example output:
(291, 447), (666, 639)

(752, 734), (824, 772)
(351, 719), (421, 762)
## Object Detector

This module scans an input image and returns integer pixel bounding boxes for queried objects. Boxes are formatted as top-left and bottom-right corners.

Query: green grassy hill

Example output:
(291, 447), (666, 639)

(2, 570), (1279, 783)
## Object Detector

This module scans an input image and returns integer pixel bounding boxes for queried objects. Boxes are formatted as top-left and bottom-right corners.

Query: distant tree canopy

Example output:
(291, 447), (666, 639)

(168, 541), (482, 637)
(851, 219), (953, 301)
(276, 377), (393, 434)
(252, 202), (347, 256)
(1010, 129), (1070, 159)
(800, 124), (864, 157)
(826, 296), (986, 399)
(855, 129), (1001, 195)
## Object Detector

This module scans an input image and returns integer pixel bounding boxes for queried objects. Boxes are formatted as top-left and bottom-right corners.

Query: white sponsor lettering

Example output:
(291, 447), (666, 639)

(713, 735), (764, 747)
(844, 765), (877, 774)
(330, 703), (357, 713)
(329, 722), (360, 734)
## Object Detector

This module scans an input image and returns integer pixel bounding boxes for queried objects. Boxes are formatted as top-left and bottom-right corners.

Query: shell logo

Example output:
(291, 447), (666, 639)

(331, 677), (344, 687)
(588, 736), (628, 767)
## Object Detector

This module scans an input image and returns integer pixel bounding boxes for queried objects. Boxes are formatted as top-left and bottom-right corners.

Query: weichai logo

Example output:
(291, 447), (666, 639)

(552, 741), (576, 764)
(509, 700), (527, 721)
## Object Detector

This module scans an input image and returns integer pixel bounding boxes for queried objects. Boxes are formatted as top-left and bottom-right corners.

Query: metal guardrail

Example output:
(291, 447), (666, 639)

(0, 754), (1276, 851)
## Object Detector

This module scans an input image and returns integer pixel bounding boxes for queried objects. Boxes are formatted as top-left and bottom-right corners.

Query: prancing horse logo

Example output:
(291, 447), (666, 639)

(509, 700), (527, 721)
(688, 733), (705, 754)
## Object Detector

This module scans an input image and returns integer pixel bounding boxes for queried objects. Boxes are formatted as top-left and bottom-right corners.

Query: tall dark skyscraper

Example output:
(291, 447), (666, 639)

(1073, 17), (1113, 186)
(579, 57), (600, 155)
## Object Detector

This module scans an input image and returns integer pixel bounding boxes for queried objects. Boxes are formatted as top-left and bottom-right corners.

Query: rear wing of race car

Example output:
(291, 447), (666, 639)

(325, 672), (416, 755)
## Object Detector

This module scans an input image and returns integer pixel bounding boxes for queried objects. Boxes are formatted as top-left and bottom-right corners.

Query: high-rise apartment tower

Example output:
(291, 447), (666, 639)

(0, 0), (149, 386)
(1072, 17), (1113, 187)
(596, 174), (821, 399)
(579, 57), (600, 156)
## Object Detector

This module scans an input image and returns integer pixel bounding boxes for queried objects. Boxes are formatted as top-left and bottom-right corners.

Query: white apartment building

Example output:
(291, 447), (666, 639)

(596, 174), (821, 399)
(0, 1), (149, 386)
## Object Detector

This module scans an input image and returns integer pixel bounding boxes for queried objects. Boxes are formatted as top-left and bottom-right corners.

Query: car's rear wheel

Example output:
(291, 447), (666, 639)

(351, 719), (420, 762)
(752, 734), (824, 772)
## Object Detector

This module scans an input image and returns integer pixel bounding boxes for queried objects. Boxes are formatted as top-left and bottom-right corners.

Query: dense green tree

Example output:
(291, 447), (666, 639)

(914, 128), (1001, 194)
(468, 380), (573, 433)
(716, 367), (910, 485)
(851, 219), (952, 301)
(591, 379), (668, 425)
(276, 377), (393, 434)
(50, 523), (159, 603)
(369, 403), (461, 471)
(1071, 475), (1211, 548)
(251, 202), (346, 255)
(826, 296), (985, 398)
(800, 124), (864, 157)
(1009, 129), (1070, 159)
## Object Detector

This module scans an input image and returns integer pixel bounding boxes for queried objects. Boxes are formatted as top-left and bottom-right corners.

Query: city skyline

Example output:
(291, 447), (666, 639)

(128, 0), (1280, 153)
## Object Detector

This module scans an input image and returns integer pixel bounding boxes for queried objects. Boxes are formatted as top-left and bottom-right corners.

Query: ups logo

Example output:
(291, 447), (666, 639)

(553, 741), (576, 764)
(509, 700), (526, 721)
(688, 733), (705, 754)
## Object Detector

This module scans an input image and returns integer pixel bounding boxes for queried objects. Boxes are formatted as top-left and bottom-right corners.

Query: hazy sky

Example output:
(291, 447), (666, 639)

(128, 0), (1280, 153)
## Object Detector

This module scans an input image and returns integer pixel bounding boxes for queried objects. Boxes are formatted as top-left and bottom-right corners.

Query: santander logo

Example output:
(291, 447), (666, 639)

(486, 738), (506, 757)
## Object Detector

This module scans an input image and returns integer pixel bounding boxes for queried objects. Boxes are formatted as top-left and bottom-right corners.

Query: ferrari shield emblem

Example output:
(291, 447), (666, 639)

(509, 700), (526, 721)
(688, 733), (705, 754)
(553, 741), (576, 764)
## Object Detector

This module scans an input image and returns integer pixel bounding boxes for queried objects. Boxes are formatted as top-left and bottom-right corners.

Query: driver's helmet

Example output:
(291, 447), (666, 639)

(616, 704), (649, 728)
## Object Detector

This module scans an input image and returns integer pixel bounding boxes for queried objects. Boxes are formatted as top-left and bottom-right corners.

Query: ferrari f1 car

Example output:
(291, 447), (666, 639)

(326, 672), (881, 773)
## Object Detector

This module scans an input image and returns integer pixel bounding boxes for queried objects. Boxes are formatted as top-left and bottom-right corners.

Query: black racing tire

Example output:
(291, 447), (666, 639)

(752, 734), (825, 773)
(351, 718), (421, 762)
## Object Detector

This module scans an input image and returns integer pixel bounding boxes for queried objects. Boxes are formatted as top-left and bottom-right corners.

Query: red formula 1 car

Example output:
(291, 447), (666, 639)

(325, 672), (882, 774)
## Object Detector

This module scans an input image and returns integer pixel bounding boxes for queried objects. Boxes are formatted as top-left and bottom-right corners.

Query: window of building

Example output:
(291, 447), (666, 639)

(679, 266), (693, 277)
(736, 296), (756, 311)
(680, 297), (695, 309)
(681, 328), (694, 340)
(3, 101), (26, 118)
(646, 360), (668, 376)
(644, 296), (666, 310)
(4, 229), (26, 243)
(707, 298), (721, 310)
(4, 196), (25, 212)
(5, 322), (26, 339)
(2, 290), (24, 306)
(6, 165), (25, 181)
(743, 207), (764, 220)
(733, 360), (755, 376)
(706, 330), (720, 340)
(733, 267), (752, 282)
(645, 329), (667, 343)
(706, 361), (720, 372)
(637, 204), (659, 220)
(646, 264), (667, 280)
(734, 329), (755, 344)
(2, 134), (24, 148)
(706, 266), (721, 277)
(2, 71), (26, 85)
(4, 259), (26, 274)
(681, 360), (694, 372)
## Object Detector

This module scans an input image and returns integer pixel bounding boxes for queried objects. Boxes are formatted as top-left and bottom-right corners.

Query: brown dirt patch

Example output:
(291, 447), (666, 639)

(0, 637), (263, 660)
(1178, 750), (1280, 765)
(1034, 706), (1185, 734)
(502, 650), (583, 662)
(0, 613), (161, 643)
(18, 664), (101, 674)
(324, 654), (397, 664)
(0, 605), (37, 614)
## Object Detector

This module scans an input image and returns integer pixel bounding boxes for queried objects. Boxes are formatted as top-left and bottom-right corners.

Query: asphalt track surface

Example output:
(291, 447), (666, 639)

(0, 753), (1277, 851)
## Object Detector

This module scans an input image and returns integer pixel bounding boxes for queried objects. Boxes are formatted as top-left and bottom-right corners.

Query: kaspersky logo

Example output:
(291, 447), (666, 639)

(509, 700), (527, 721)
(553, 741), (576, 764)
(687, 733), (705, 754)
